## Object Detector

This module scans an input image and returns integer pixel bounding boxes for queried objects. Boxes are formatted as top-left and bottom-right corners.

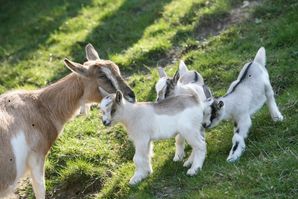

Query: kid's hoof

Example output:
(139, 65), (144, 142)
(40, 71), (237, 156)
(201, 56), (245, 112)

(173, 153), (184, 162)
(129, 171), (150, 185)
(186, 168), (198, 176)
(129, 176), (143, 185)
(227, 147), (244, 162)
(183, 160), (192, 167)
(226, 155), (240, 163)
(273, 114), (284, 122)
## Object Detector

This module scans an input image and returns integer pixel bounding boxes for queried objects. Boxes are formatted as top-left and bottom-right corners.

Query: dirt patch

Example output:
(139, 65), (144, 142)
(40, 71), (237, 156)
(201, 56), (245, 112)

(157, 0), (262, 67)
(196, 0), (262, 40)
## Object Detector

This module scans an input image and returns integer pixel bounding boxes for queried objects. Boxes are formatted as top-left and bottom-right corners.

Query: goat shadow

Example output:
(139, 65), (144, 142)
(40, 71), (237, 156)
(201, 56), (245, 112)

(49, 0), (172, 82)
(0, 0), (92, 63)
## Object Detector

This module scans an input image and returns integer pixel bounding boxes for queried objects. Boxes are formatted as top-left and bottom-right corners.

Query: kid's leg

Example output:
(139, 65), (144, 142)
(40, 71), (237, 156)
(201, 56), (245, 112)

(183, 130), (206, 176)
(227, 116), (251, 162)
(265, 83), (283, 121)
(173, 134), (185, 161)
(130, 140), (152, 185)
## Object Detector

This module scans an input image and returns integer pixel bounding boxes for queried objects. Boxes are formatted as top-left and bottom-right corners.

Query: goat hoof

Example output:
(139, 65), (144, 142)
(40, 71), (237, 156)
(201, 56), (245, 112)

(129, 176), (142, 185)
(273, 114), (284, 122)
(227, 151), (243, 163)
(129, 172), (149, 185)
(173, 153), (184, 162)
(186, 168), (199, 176)
(226, 156), (240, 163)
(183, 160), (192, 167)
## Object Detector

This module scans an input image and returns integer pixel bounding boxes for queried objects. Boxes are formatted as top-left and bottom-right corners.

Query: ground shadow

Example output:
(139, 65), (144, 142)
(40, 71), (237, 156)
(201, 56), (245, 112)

(47, 0), (172, 82)
(0, 0), (91, 62)
(69, 0), (171, 59)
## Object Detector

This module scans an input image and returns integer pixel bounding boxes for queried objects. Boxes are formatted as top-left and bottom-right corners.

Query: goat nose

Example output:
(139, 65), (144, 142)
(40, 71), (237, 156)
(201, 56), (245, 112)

(202, 123), (207, 128)
(127, 92), (136, 103)
(102, 120), (111, 126)
(129, 92), (135, 100)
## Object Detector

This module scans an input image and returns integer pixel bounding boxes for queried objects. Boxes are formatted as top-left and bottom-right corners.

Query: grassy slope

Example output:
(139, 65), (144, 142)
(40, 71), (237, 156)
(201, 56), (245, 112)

(0, 0), (297, 198)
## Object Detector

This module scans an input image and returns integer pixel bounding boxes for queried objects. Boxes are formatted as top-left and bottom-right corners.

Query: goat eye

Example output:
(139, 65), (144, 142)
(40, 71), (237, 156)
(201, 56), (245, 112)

(111, 107), (116, 115)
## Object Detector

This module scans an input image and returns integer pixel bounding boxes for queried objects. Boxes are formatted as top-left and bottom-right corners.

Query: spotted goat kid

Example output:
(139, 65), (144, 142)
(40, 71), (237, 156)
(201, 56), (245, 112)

(98, 87), (210, 185)
(155, 61), (213, 162)
(203, 47), (284, 162)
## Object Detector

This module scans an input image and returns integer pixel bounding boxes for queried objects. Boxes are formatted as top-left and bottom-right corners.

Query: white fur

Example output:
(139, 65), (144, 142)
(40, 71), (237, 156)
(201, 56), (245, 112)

(99, 90), (207, 185)
(8, 131), (46, 199)
(205, 47), (283, 162)
(155, 62), (211, 162)
(6, 131), (30, 197)
(11, 131), (29, 180)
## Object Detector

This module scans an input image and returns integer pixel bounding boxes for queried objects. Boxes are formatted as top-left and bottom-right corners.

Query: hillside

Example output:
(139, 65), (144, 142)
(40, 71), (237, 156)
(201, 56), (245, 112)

(0, 0), (297, 198)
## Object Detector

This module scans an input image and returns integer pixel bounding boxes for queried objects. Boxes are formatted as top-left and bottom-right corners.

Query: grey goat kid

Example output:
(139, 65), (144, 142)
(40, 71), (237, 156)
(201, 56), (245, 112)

(155, 61), (213, 162)
(99, 88), (208, 185)
(203, 47), (284, 162)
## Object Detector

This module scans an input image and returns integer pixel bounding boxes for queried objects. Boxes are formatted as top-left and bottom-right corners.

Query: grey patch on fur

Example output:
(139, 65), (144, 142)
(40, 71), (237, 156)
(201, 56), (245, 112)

(153, 95), (198, 115)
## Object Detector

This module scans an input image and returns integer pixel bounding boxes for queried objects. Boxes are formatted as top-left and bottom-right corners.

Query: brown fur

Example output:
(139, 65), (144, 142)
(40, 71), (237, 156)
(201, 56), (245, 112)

(0, 45), (134, 195)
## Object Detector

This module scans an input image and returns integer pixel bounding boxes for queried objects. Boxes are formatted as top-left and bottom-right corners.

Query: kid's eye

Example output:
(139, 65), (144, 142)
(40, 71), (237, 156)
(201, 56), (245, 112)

(111, 107), (116, 115)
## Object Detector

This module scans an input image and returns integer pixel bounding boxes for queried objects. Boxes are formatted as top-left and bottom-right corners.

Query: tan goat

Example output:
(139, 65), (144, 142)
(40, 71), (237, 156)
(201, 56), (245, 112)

(0, 44), (135, 198)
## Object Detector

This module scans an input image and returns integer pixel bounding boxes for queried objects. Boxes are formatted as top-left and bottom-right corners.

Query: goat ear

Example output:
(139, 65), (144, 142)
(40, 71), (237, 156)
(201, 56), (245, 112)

(98, 87), (111, 97)
(254, 47), (266, 66)
(64, 58), (88, 76)
(173, 70), (180, 85)
(158, 67), (167, 78)
(115, 90), (123, 103)
(179, 60), (188, 76)
(85, 43), (100, 61)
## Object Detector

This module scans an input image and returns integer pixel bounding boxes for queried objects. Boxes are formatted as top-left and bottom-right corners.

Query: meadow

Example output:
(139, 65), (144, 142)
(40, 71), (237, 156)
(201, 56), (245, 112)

(0, 0), (297, 198)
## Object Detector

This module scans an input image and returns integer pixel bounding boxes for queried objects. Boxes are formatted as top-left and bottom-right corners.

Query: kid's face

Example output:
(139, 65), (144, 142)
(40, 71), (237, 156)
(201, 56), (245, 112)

(202, 99), (224, 128)
(99, 95), (115, 126)
(99, 90), (123, 126)
(155, 77), (176, 102)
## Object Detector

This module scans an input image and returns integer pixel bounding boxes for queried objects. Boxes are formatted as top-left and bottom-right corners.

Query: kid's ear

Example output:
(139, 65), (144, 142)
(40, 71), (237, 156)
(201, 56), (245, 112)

(254, 47), (266, 66)
(179, 60), (188, 76)
(115, 90), (123, 103)
(64, 58), (88, 77)
(158, 67), (167, 78)
(85, 43), (100, 61)
(172, 70), (180, 85)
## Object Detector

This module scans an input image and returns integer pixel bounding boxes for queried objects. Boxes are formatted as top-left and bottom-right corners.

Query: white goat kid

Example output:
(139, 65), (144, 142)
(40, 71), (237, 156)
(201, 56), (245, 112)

(155, 61), (212, 163)
(203, 47), (284, 162)
(99, 88), (207, 185)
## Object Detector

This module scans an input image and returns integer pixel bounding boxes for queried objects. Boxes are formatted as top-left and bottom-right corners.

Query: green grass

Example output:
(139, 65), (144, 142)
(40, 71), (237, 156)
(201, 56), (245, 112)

(1, 0), (297, 198)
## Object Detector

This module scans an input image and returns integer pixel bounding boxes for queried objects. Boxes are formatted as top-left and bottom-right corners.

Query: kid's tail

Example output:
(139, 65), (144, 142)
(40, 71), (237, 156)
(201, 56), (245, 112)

(254, 47), (267, 69)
